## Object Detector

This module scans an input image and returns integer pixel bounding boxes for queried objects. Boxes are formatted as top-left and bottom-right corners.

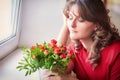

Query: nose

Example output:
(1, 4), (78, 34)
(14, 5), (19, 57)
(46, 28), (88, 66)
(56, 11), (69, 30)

(70, 19), (76, 28)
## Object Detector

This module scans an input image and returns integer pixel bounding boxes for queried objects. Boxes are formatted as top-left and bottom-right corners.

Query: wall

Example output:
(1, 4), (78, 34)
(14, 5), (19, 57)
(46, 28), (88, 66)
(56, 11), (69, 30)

(113, 0), (120, 4)
(19, 0), (66, 47)
(112, 0), (120, 14)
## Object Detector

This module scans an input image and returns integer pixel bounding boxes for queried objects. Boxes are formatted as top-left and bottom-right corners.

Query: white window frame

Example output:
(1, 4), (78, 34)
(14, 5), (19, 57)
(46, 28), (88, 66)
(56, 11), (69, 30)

(0, 0), (22, 60)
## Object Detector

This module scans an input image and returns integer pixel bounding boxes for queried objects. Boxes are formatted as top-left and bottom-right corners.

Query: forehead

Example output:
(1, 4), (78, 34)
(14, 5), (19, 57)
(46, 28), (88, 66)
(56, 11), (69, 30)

(69, 4), (81, 17)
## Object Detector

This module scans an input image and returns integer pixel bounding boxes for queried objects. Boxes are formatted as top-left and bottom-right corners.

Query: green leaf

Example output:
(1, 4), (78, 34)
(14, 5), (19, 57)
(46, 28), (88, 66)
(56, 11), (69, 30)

(50, 65), (54, 71)
(25, 71), (29, 76)
(29, 70), (31, 75)
(44, 42), (48, 49)
(52, 54), (59, 60)
(16, 66), (23, 69)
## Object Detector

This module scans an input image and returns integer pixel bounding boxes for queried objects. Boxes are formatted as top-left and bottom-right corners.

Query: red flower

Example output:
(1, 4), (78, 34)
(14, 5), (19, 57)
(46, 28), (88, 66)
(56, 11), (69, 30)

(47, 43), (51, 48)
(51, 43), (57, 48)
(44, 50), (49, 55)
(60, 54), (66, 58)
(38, 45), (45, 51)
(54, 47), (61, 54)
(51, 39), (57, 45)
(61, 46), (67, 51)
(30, 46), (36, 50)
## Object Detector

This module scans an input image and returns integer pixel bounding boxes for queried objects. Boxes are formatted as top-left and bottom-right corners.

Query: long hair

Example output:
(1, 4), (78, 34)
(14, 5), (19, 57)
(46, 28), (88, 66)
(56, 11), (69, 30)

(64, 0), (120, 68)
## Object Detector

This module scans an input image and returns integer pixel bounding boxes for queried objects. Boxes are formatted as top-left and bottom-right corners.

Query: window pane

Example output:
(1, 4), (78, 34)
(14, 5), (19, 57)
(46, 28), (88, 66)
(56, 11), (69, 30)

(0, 0), (20, 44)
(0, 0), (12, 40)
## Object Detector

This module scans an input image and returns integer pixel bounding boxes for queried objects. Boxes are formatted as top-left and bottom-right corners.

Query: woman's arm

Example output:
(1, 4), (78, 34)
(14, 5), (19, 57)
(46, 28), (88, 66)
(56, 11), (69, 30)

(57, 14), (69, 46)
(57, 25), (69, 45)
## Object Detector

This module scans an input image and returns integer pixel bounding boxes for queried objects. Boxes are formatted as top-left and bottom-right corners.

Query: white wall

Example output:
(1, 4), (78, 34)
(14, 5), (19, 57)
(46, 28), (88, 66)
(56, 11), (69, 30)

(19, 0), (66, 47)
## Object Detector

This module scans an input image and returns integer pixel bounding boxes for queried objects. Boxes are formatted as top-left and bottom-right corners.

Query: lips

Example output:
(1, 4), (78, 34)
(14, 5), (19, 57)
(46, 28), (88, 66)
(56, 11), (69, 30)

(69, 29), (77, 33)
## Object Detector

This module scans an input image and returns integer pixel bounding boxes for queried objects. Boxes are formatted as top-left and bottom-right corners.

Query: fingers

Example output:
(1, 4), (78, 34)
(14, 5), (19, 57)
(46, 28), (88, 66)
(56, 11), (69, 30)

(43, 70), (58, 76)
(42, 69), (78, 80)
(42, 70), (60, 80)
(62, 13), (68, 26)
(43, 75), (61, 80)
(43, 71), (78, 80)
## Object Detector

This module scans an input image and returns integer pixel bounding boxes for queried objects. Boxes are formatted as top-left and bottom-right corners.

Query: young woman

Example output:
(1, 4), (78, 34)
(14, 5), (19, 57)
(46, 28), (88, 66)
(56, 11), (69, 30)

(44, 0), (120, 80)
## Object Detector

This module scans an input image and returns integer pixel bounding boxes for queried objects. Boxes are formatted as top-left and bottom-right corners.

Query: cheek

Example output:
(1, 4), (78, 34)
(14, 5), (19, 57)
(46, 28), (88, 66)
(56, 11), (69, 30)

(77, 25), (95, 37)
(82, 27), (94, 33)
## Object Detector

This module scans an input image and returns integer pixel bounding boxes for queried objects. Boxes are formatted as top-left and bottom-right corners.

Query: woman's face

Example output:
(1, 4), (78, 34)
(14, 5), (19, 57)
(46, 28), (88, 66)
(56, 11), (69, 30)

(67, 4), (96, 40)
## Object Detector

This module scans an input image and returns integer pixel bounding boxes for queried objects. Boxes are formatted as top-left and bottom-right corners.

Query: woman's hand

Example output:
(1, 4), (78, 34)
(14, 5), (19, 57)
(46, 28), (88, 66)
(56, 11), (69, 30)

(42, 60), (76, 80)
(43, 70), (78, 80)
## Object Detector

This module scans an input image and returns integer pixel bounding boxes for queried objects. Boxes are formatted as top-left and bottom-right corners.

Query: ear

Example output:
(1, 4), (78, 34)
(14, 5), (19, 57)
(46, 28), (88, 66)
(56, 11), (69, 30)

(94, 22), (101, 31)
(94, 27), (97, 31)
(94, 24), (98, 31)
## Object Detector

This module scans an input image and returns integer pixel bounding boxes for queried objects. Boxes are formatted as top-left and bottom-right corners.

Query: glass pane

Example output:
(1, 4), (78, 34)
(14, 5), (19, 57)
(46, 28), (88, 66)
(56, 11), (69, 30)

(0, 0), (12, 41)
(0, 0), (20, 44)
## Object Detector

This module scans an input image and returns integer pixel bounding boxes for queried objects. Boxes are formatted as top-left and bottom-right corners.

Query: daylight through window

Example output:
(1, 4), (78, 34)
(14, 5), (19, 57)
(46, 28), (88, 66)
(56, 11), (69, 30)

(0, 0), (21, 44)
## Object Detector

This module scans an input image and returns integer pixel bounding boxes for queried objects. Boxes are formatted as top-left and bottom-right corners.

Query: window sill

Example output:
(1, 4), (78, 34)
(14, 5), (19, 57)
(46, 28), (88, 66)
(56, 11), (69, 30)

(0, 48), (39, 80)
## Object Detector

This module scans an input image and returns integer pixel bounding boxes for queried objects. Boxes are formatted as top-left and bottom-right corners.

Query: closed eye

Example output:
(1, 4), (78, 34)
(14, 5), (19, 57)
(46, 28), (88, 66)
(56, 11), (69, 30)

(68, 14), (73, 20)
(78, 18), (85, 22)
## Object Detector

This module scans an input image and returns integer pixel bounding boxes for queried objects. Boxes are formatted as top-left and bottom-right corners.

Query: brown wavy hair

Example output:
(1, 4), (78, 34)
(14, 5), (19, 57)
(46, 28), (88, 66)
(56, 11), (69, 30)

(64, 0), (120, 68)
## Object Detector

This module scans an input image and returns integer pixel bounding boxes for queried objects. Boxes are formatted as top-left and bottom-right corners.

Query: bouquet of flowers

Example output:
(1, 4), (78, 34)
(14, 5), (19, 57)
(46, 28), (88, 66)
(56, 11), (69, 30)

(17, 39), (74, 76)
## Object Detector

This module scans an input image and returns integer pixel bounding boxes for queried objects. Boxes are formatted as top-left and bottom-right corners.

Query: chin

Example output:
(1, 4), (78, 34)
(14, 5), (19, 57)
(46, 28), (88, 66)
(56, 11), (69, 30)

(70, 35), (79, 40)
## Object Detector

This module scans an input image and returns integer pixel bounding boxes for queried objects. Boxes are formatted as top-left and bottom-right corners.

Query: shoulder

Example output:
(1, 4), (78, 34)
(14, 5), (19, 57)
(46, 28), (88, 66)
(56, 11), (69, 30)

(110, 40), (120, 47)
(102, 40), (120, 64)
(111, 40), (120, 52)
(103, 40), (120, 53)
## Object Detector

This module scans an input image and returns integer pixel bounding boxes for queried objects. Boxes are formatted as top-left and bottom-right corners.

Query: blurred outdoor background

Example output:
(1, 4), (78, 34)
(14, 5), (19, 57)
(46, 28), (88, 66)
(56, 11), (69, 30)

(106, 0), (120, 32)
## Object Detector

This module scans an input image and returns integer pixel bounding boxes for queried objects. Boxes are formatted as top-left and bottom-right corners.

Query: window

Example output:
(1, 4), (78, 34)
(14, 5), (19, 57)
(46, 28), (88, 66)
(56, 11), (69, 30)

(0, 0), (21, 60)
(0, 0), (21, 45)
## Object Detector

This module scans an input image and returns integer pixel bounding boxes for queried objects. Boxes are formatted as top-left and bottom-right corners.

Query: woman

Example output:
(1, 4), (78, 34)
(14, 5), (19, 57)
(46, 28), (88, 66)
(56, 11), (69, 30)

(45, 0), (120, 80)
